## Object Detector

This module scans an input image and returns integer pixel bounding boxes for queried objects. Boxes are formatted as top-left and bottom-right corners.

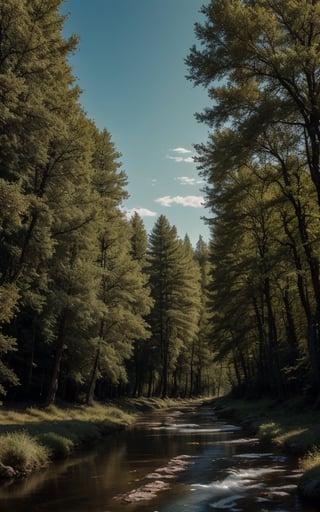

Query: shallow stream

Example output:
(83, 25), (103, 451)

(0, 402), (317, 511)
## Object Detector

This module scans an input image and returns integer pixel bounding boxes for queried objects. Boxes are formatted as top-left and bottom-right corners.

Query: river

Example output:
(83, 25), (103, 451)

(0, 402), (317, 511)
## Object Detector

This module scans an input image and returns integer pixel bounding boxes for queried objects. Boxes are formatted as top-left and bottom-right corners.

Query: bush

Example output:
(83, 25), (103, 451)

(0, 432), (49, 472)
(258, 422), (283, 442)
(37, 432), (74, 459)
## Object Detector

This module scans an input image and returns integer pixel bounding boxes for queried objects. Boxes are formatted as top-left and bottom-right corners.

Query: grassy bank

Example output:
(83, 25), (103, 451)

(0, 397), (183, 478)
(213, 395), (320, 499)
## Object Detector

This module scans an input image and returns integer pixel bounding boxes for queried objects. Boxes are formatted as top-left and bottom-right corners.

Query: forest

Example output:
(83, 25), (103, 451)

(1, 0), (320, 406)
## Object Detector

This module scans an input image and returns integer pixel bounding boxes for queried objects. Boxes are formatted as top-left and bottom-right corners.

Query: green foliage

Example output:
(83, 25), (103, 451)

(258, 422), (283, 442)
(0, 283), (20, 394)
(37, 432), (74, 459)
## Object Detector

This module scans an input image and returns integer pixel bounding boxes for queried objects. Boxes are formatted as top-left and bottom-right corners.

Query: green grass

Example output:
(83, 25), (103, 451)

(0, 401), (138, 474)
(0, 432), (49, 473)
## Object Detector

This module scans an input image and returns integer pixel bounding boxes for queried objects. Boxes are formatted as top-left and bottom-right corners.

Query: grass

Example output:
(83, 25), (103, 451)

(36, 432), (75, 459)
(0, 432), (49, 473)
(0, 401), (137, 475)
(298, 449), (320, 497)
(214, 395), (320, 452)
(300, 449), (320, 473)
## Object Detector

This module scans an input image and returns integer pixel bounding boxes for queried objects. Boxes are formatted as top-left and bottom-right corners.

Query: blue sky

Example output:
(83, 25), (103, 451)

(62, 0), (210, 245)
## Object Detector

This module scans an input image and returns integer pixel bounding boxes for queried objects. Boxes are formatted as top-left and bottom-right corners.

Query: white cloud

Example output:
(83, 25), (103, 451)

(155, 195), (204, 208)
(166, 155), (194, 164)
(176, 176), (204, 186)
(172, 147), (192, 154)
(125, 207), (157, 218)
(166, 147), (195, 164)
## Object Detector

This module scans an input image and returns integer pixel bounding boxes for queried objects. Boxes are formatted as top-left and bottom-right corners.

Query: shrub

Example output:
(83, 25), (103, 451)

(37, 432), (74, 459)
(258, 422), (283, 442)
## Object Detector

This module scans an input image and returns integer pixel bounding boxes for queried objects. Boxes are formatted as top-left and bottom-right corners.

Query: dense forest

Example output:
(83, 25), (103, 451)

(2, 0), (320, 406)
(0, 0), (214, 404)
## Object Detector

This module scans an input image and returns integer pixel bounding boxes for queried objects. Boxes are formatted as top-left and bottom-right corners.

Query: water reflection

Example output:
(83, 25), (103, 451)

(0, 405), (317, 512)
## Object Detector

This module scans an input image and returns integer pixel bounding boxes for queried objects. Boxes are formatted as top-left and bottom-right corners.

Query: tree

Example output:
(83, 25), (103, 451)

(193, 236), (214, 396)
(147, 216), (201, 397)
(186, 0), (320, 200)
(0, 180), (28, 395)
(127, 213), (153, 397)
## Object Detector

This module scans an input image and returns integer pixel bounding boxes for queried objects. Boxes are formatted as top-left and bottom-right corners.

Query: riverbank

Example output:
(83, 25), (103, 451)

(0, 397), (188, 479)
(212, 395), (320, 500)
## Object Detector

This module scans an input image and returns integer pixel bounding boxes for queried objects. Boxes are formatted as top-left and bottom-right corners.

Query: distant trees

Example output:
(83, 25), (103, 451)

(186, 0), (320, 399)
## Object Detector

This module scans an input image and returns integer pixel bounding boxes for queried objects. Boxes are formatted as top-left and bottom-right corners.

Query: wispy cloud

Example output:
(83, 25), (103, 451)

(166, 155), (194, 164)
(125, 207), (157, 218)
(155, 195), (204, 208)
(172, 147), (192, 154)
(176, 176), (204, 186)
(166, 147), (194, 164)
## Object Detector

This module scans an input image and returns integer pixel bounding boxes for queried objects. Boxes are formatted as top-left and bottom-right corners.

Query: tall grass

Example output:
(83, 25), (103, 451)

(0, 432), (49, 473)
(300, 449), (320, 473)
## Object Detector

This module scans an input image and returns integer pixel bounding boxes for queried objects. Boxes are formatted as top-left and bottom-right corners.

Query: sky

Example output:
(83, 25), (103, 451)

(61, 0), (210, 245)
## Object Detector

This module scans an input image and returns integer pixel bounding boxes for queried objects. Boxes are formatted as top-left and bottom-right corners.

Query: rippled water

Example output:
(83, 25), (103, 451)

(0, 403), (317, 511)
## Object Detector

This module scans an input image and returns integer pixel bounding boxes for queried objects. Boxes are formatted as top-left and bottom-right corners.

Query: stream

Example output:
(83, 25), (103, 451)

(0, 402), (317, 511)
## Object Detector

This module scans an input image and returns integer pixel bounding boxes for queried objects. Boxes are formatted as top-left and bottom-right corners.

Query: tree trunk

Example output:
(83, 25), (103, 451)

(45, 310), (68, 405)
(264, 277), (284, 397)
(86, 345), (100, 405)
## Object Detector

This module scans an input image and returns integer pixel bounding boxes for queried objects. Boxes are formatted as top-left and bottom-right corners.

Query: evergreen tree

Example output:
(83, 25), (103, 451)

(147, 216), (201, 397)
(85, 212), (152, 403)
(193, 236), (214, 396)
(127, 213), (153, 396)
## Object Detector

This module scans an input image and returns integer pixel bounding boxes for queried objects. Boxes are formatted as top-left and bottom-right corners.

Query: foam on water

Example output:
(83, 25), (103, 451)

(192, 465), (288, 510)
(234, 452), (274, 459)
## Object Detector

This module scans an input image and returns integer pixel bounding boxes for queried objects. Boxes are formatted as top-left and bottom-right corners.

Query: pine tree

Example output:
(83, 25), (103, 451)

(127, 213), (153, 396)
(147, 216), (201, 397)
(85, 212), (152, 403)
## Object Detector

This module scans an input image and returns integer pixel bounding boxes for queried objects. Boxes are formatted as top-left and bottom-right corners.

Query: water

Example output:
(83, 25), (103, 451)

(0, 403), (317, 511)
